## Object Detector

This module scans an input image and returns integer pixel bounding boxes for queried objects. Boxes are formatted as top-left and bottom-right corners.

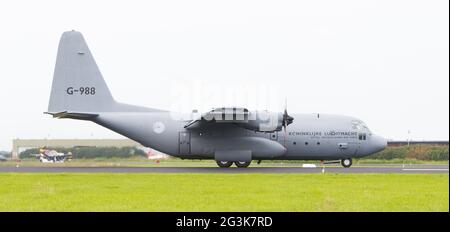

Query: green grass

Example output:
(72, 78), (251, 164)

(0, 173), (447, 212)
(1, 157), (447, 168)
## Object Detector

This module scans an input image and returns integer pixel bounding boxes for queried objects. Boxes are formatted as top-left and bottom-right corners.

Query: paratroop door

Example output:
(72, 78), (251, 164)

(179, 132), (191, 155)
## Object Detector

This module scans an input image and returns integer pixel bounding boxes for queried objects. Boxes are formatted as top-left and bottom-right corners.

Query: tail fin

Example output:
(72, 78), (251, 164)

(48, 31), (164, 115)
(48, 31), (115, 113)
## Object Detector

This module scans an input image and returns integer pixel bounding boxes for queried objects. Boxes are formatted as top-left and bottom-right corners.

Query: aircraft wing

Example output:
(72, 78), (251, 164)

(184, 107), (250, 129)
(184, 107), (284, 132)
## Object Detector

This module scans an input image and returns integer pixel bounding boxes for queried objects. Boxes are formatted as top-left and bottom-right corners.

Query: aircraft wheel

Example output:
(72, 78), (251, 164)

(235, 161), (251, 168)
(341, 158), (352, 168)
(216, 160), (233, 168)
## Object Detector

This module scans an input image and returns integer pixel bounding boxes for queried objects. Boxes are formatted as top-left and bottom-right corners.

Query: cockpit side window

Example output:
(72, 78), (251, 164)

(361, 122), (370, 131)
(358, 133), (367, 140)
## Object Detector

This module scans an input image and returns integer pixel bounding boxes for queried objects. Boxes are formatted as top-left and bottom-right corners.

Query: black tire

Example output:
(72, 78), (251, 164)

(216, 160), (233, 168)
(234, 161), (251, 168)
(341, 158), (352, 168)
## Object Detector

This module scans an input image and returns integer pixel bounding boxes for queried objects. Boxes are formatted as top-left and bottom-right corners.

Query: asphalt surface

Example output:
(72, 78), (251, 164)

(0, 165), (448, 174)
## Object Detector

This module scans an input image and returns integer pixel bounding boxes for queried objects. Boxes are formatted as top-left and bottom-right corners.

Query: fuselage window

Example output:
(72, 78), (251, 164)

(358, 133), (367, 140)
(305, 142), (308, 145)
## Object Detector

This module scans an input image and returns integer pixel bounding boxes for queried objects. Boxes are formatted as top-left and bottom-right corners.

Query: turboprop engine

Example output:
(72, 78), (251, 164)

(236, 110), (284, 132)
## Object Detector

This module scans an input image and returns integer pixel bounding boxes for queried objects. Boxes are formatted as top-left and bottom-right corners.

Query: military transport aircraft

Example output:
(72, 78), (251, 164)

(46, 31), (387, 168)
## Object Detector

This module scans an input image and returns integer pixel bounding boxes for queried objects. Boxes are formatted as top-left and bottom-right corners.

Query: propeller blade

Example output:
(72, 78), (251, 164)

(282, 98), (288, 147)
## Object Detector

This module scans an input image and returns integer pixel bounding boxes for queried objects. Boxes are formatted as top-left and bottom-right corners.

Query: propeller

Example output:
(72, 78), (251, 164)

(281, 99), (294, 147)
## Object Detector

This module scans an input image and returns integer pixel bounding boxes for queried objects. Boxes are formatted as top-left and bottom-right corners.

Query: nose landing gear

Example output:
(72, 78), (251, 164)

(341, 158), (353, 168)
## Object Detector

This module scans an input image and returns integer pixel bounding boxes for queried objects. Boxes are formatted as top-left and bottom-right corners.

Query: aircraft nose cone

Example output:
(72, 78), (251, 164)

(372, 135), (388, 153)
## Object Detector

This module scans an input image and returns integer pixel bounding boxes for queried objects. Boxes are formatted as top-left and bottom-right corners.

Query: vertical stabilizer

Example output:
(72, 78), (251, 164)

(48, 31), (114, 113)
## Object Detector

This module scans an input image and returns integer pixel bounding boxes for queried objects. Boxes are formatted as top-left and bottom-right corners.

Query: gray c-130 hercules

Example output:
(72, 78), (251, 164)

(46, 31), (387, 168)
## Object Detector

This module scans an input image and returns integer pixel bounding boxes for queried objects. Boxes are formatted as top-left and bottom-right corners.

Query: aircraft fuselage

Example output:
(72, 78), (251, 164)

(92, 112), (387, 161)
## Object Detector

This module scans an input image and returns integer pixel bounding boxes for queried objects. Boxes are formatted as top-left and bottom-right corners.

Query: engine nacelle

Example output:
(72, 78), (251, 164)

(236, 110), (283, 132)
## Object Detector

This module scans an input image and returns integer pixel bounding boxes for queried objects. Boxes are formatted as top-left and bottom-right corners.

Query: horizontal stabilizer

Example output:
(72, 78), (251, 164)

(44, 111), (98, 120)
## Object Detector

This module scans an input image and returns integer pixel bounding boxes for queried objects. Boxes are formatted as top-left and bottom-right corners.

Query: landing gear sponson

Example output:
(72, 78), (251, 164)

(216, 160), (252, 168)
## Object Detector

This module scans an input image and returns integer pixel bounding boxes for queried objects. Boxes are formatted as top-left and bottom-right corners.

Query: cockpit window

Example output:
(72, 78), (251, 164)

(351, 120), (362, 130)
(351, 120), (371, 133)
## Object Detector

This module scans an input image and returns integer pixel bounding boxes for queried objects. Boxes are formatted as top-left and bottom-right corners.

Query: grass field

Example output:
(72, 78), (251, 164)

(0, 158), (448, 168)
(0, 173), (447, 212)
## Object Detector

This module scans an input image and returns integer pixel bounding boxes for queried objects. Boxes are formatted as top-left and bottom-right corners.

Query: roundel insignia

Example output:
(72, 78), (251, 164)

(153, 122), (165, 134)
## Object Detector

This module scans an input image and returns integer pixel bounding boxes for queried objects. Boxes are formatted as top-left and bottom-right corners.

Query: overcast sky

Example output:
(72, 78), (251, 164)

(0, 0), (448, 150)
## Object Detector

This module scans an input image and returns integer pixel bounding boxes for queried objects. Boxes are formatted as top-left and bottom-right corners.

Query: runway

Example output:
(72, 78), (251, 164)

(0, 165), (448, 174)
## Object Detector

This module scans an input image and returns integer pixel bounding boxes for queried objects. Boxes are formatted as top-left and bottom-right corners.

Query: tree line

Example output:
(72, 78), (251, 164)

(364, 145), (448, 160)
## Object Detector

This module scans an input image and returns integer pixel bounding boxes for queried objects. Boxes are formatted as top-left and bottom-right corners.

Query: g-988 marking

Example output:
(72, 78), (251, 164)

(66, 87), (96, 95)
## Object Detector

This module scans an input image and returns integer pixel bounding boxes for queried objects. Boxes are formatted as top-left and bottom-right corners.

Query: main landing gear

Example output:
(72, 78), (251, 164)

(234, 161), (251, 168)
(216, 160), (233, 168)
(216, 160), (252, 168)
(341, 158), (353, 168)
